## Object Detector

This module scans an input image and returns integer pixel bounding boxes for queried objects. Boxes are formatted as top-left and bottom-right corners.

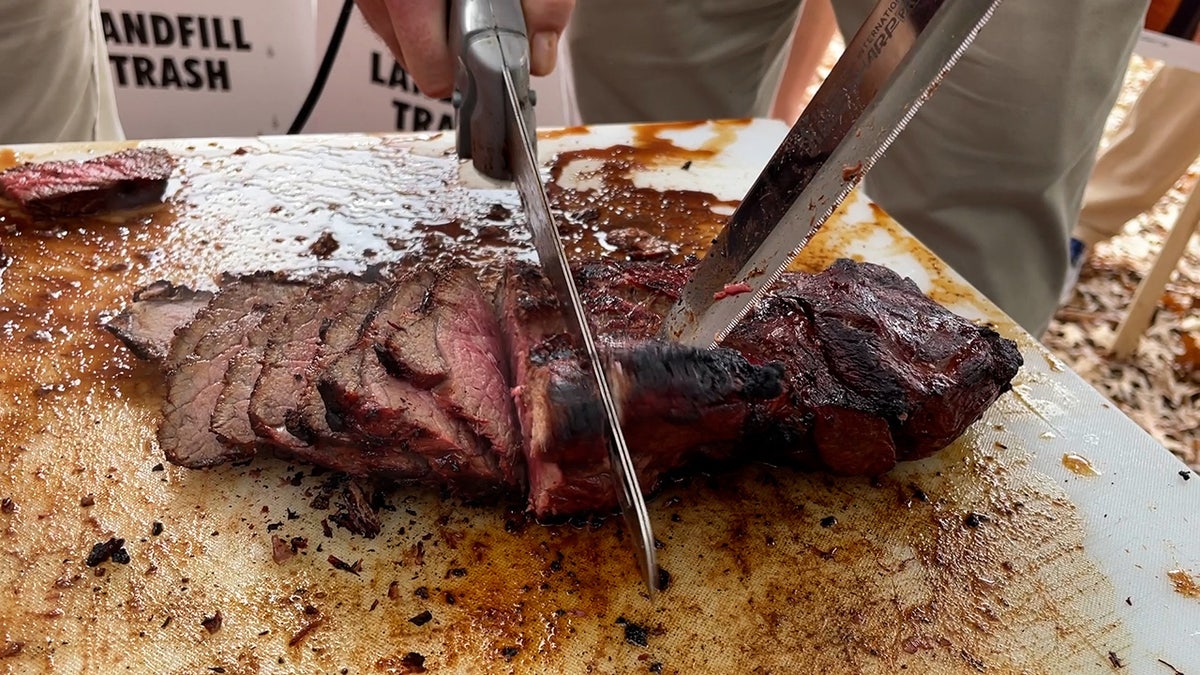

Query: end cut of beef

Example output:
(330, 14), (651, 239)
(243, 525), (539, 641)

(0, 147), (175, 217)
(498, 261), (785, 517)
(723, 258), (1023, 476)
(102, 281), (214, 364)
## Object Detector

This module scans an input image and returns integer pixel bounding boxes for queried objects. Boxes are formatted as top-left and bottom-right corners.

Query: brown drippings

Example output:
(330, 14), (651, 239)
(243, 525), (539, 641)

(1168, 569), (1200, 598)
(1062, 453), (1102, 477)
(0, 148), (18, 171)
(538, 126), (589, 140)
(545, 120), (749, 264)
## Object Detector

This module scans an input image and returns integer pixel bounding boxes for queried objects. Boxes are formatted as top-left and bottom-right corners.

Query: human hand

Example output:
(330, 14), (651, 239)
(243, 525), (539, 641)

(353, 0), (575, 99)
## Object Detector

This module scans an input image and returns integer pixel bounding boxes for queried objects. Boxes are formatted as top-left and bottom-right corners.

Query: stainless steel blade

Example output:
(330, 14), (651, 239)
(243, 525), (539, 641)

(502, 67), (660, 595)
(659, 0), (1003, 348)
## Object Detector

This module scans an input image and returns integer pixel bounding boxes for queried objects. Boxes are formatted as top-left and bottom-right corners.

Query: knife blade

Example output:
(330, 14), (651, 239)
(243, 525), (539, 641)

(659, 0), (1003, 348)
(451, 0), (660, 595)
(501, 66), (660, 596)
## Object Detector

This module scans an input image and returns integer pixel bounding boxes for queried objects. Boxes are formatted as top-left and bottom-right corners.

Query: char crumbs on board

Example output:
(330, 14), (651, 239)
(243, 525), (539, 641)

(1046, 56), (1200, 470)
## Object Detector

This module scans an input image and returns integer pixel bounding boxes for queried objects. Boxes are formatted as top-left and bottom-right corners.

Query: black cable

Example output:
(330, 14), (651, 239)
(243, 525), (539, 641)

(288, 0), (355, 134)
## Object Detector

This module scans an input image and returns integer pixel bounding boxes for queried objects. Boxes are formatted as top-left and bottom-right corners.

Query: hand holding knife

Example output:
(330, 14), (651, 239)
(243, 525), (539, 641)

(449, 0), (661, 595)
(444, 0), (1003, 595)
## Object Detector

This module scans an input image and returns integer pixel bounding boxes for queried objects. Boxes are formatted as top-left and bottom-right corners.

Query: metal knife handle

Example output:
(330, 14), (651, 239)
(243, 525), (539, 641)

(450, 0), (537, 180)
(659, 0), (1002, 348)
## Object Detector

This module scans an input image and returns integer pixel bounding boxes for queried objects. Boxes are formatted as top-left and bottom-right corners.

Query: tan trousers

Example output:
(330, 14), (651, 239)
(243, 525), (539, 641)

(0, 0), (124, 144)
(568, 0), (1147, 336)
(1075, 65), (1200, 247)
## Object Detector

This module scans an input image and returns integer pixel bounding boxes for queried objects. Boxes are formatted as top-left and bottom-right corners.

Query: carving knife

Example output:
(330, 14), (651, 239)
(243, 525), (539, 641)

(450, 0), (660, 594)
(659, 0), (1004, 348)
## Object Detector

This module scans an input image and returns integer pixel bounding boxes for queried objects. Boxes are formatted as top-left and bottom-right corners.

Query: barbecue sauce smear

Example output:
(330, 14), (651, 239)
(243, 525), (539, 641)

(0, 124), (1128, 673)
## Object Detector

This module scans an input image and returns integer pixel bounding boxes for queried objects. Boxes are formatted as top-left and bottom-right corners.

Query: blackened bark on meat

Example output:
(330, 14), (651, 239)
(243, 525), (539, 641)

(103, 281), (214, 364)
(605, 227), (674, 260)
(0, 147), (175, 217)
(329, 480), (383, 538)
(725, 259), (1022, 475)
(498, 261), (784, 518)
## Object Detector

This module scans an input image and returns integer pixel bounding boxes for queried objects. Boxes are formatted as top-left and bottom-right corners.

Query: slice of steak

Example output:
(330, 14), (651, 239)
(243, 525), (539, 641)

(376, 267), (522, 487)
(0, 147), (175, 217)
(499, 261), (782, 518)
(724, 259), (1023, 474)
(103, 281), (214, 363)
(318, 271), (508, 498)
(210, 284), (308, 450)
(163, 272), (293, 372)
(158, 277), (300, 469)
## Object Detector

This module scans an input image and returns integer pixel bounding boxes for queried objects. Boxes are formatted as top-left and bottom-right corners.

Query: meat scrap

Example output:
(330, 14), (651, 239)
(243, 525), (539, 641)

(0, 147), (175, 217)
(605, 227), (674, 260)
(713, 282), (752, 300)
(106, 257), (1022, 521)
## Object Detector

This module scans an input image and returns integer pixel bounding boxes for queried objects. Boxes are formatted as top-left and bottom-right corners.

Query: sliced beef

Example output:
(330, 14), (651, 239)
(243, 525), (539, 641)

(248, 277), (368, 452)
(158, 276), (300, 468)
(318, 269), (510, 498)
(375, 267), (522, 487)
(0, 147), (175, 217)
(282, 282), (434, 481)
(103, 281), (214, 363)
(724, 258), (1023, 475)
(498, 261), (783, 518)
(114, 255), (1022, 520)
(210, 285), (308, 450)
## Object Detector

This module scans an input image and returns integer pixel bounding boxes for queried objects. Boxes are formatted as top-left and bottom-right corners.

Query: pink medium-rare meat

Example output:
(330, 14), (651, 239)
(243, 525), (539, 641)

(0, 147), (175, 217)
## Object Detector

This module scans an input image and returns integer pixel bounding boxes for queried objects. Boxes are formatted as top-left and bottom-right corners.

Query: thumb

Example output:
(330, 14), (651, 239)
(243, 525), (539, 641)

(523, 0), (575, 77)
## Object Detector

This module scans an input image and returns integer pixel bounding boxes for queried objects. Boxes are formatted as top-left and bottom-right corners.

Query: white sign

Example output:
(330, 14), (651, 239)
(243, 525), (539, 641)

(1136, 29), (1200, 74)
(99, 0), (317, 139)
(302, 0), (578, 134)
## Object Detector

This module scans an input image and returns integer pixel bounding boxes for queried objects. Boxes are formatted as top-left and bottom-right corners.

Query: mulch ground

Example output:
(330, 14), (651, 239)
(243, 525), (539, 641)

(1045, 58), (1200, 469)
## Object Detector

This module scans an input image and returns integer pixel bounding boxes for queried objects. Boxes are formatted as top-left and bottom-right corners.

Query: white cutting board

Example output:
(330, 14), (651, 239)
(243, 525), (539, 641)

(0, 119), (1196, 674)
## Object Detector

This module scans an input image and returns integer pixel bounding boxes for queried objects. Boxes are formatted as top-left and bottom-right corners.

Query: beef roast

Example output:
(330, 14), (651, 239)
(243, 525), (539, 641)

(0, 147), (175, 217)
(110, 256), (1023, 520)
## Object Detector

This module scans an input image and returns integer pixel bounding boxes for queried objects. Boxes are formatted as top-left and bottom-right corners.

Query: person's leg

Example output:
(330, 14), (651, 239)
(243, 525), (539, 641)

(829, 0), (1147, 335)
(0, 0), (124, 143)
(568, 0), (805, 123)
(1075, 65), (1200, 247)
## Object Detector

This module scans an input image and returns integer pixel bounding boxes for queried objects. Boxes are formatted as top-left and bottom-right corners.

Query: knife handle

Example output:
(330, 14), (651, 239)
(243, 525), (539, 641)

(450, 0), (538, 181)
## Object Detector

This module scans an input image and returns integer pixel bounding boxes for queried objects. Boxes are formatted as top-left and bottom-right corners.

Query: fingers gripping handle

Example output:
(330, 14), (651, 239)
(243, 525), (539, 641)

(451, 0), (538, 180)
